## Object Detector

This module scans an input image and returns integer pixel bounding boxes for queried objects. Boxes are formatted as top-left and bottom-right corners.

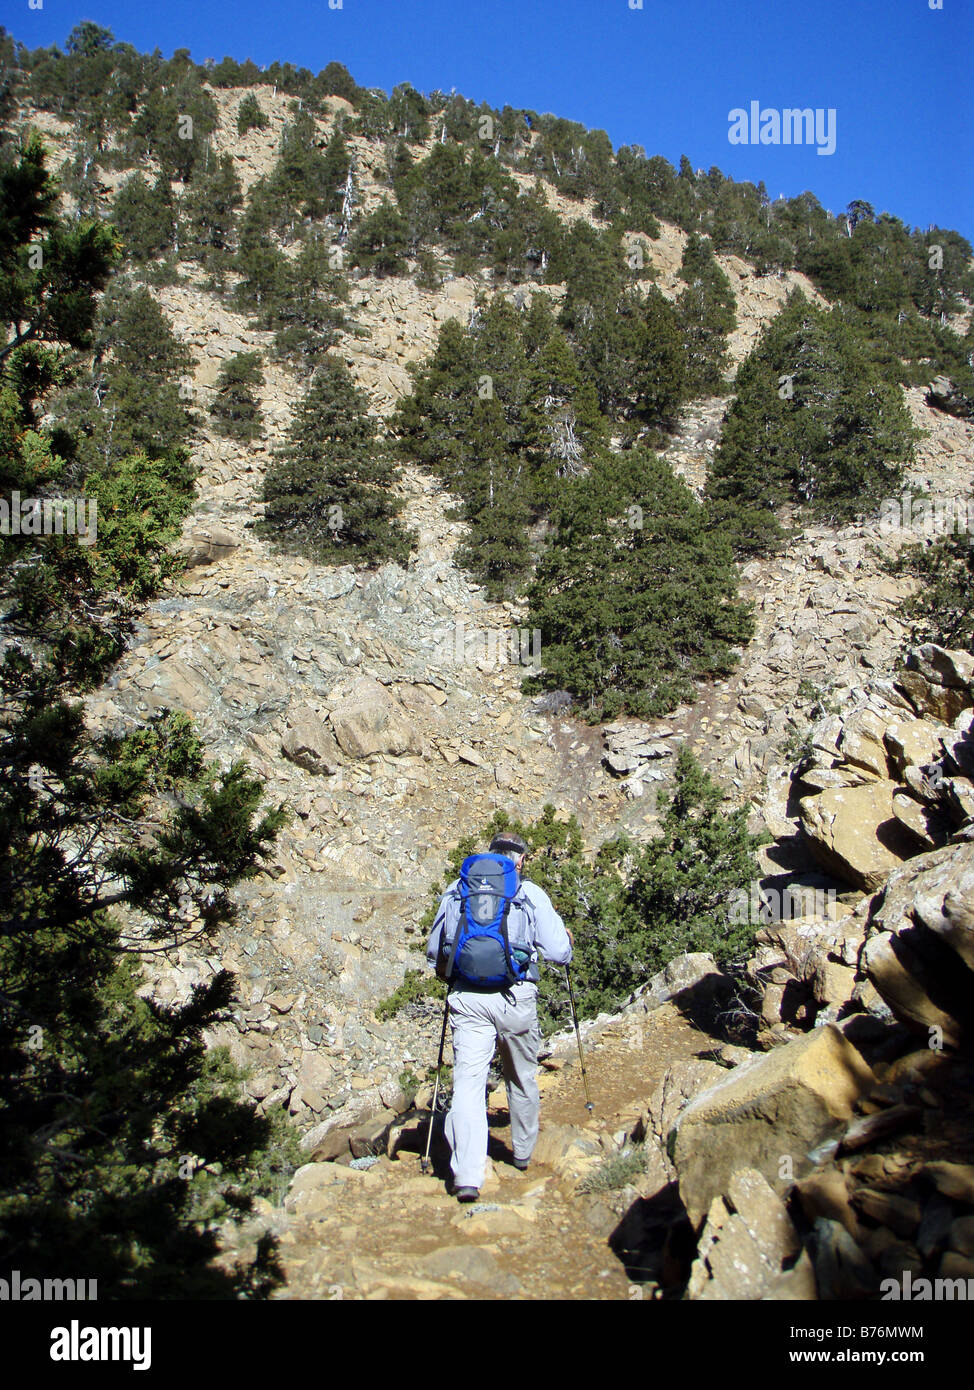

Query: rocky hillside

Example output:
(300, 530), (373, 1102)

(220, 641), (974, 1302)
(14, 81), (974, 1299)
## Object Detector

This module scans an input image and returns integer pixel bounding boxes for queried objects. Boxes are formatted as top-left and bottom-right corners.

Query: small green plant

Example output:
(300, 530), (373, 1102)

(375, 969), (445, 1021)
(414, 248), (443, 291)
(238, 1077), (302, 1206)
(792, 678), (840, 723)
(397, 1068), (422, 1104)
(781, 723), (815, 766)
(578, 1144), (649, 1193)
(887, 532), (974, 654)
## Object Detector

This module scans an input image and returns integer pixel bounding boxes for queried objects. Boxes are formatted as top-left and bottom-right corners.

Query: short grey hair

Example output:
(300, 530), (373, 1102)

(489, 832), (528, 858)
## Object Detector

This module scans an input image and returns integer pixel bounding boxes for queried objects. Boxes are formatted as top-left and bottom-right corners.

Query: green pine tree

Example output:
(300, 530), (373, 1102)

(111, 172), (176, 263)
(558, 225), (686, 426)
(262, 109), (345, 234)
(232, 186), (287, 313)
(522, 327), (607, 481)
(55, 282), (198, 470)
(617, 745), (763, 974)
(391, 297), (558, 595)
(0, 135), (296, 1296)
(0, 131), (117, 369)
(676, 233), (737, 396)
(210, 350), (264, 441)
(237, 92), (269, 135)
(129, 76), (218, 183)
(524, 448), (754, 718)
(348, 199), (410, 277)
(265, 235), (347, 376)
(453, 394), (535, 598)
(708, 290), (916, 544)
(180, 153), (243, 274)
(888, 532), (974, 654)
(259, 354), (413, 566)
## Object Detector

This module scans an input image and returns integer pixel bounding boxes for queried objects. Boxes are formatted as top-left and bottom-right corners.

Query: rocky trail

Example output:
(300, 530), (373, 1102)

(228, 958), (974, 1302)
(241, 1001), (714, 1301)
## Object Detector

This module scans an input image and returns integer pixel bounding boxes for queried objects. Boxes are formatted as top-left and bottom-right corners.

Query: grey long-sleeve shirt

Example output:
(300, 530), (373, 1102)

(426, 876), (572, 983)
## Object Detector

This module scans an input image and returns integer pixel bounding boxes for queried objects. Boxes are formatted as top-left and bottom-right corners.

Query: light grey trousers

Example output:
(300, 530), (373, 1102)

(444, 982), (541, 1189)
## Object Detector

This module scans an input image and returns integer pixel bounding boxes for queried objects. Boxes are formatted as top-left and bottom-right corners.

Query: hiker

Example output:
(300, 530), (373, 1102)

(425, 831), (573, 1202)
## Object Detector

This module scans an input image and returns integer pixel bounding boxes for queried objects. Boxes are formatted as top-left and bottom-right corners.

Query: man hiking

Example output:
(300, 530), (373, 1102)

(426, 830), (573, 1202)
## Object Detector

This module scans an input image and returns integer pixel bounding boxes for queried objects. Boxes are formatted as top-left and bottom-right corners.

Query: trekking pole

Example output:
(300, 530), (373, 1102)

(565, 964), (594, 1113)
(421, 993), (450, 1173)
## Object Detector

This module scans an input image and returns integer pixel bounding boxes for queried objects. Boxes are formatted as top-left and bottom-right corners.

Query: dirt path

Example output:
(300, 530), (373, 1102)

(267, 1003), (710, 1300)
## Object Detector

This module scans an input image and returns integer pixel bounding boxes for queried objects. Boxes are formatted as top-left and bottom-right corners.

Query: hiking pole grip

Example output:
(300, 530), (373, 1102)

(565, 964), (594, 1112)
(421, 992), (450, 1173)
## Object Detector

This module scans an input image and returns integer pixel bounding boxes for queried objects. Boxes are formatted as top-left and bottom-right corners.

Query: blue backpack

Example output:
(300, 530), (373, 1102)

(442, 853), (532, 989)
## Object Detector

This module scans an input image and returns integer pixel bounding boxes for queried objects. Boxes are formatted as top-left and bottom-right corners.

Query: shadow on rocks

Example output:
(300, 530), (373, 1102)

(608, 1181), (696, 1296)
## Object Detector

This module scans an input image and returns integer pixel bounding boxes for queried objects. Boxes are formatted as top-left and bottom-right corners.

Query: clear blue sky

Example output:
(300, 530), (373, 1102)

(8, 0), (973, 238)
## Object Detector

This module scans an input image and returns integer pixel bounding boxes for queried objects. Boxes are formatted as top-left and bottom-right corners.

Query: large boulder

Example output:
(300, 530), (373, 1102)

(799, 781), (917, 891)
(861, 840), (974, 1047)
(283, 1161), (354, 1215)
(647, 1059), (727, 1164)
(299, 1094), (377, 1155)
(178, 525), (240, 568)
(895, 645), (974, 724)
(133, 657), (213, 715)
(624, 952), (726, 1015)
(686, 1168), (816, 1300)
(348, 1109), (398, 1159)
(836, 708), (891, 780)
(941, 712), (974, 781)
(328, 676), (423, 759)
(891, 790), (951, 852)
(281, 707), (343, 775)
(530, 1124), (603, 1183)
(925, 375), (974, 420)
(884, 716), (952, 780)
(670, 1025), (876, 1229)
(910, 645), (974, 692)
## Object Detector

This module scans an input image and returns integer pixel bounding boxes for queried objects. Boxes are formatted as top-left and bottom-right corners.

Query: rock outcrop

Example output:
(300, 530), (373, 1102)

(860, 842), (974, 1048)
(670, 1025), (876, 1229)
(737, 648), (974, 1053)
(686, 1168), (816, 1300)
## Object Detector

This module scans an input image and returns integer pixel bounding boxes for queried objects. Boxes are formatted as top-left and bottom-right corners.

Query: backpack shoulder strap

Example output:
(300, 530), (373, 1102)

(432, 881), (462, 926)
(513, 882), (537, 929)
(433, 883), (463, 982)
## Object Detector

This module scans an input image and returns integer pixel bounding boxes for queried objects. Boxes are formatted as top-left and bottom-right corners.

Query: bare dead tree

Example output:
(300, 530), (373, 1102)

(338, 160), (357, 243)
(545, 396), (586, 477)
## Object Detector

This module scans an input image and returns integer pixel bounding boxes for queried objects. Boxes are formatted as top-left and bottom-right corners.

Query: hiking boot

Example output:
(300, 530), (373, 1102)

(512, 1156), (530, 1171)
(455, 1186), (479, 1203)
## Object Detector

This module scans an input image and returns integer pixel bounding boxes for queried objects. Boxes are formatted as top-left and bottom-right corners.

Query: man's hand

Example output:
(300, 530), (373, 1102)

(566, 928), (574, 947)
